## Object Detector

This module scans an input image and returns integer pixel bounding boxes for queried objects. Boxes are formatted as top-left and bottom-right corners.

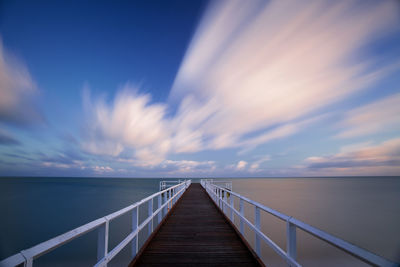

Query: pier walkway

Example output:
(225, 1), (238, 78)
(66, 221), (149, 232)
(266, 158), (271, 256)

(130, 183), (262, 267)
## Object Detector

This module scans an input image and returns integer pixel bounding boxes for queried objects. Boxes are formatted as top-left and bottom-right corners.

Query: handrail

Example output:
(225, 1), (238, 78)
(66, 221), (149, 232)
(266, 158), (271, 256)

(0, 180), (191, 267)
(201, 179), (398, 267)
(159, 179), (185, 191)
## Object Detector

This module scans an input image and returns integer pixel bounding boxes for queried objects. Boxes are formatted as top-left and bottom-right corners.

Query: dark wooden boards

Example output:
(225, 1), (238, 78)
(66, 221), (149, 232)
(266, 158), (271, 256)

(130, 183), (262, 267)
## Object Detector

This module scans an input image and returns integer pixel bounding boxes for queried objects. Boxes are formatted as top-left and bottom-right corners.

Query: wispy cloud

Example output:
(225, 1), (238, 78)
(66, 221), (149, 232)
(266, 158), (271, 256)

(0, 129), (20, 145)
(170, 0), (399, 151)
(305, 138), (400, 175)
(79, 0), (400, 173)
(336, 93), (400, 138)
(0, 39), (43, 126)
(235, 160), (248, 170)
(81, 86), (170, 165)
(250, 155), (271, 171)
(161, 160), (215, 174)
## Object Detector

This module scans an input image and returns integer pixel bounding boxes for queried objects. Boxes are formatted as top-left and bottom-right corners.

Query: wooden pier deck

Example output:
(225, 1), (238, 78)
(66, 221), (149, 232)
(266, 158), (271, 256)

(130, 183), (263, 267)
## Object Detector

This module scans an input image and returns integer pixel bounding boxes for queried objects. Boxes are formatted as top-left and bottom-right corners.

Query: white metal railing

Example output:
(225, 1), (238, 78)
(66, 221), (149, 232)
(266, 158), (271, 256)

(159, 179), (186, 191)
(0, 180), (191, 267)
(202, 179), (232, 191)
(200, 179), (398, 267)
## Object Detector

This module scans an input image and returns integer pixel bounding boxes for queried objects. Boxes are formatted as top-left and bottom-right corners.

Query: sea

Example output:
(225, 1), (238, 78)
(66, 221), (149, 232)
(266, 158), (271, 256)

(0, 177), (399, 266)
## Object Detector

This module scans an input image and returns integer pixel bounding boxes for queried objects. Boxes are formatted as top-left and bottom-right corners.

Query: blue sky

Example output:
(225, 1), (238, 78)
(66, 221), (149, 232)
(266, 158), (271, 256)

(0, 0), (400, 177)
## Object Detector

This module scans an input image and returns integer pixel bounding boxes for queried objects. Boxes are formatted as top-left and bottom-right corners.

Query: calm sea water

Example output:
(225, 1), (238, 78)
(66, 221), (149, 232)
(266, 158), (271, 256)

(0, 177), (399, 266)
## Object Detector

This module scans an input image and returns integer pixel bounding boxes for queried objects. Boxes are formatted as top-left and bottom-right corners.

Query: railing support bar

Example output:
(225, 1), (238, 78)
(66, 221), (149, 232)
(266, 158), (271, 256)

(239, 199), (244, 234)
(131, 206), (138, 258)
(157, 194), (162, 224)
(255, 206), (261, 256)
(148, 199), (153, 237)
(230, 193), (234, 223)
(163, 192), (167, 217)
(287, 218), (297, 266)
(97, 220), (109, 264)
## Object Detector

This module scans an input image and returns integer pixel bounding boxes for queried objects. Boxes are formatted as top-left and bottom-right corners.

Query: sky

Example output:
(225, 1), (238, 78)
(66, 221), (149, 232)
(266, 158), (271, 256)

(0, 0), (400, 177)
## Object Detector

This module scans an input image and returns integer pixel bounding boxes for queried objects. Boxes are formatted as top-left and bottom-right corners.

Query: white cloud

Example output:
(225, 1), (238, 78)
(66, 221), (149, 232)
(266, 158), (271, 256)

(236, 160), (248, 170)
(170, 0), (399, 152)
(81, 86), (171, 165)
(81, 1), (400, 170)
(336, 93), (400, 138)
(93, 165), (113, 173)
(305, 137), (400, 175)
(0, 39), (42, 125)
(161, 159), (215, 173)
(250, 155), (271, 171)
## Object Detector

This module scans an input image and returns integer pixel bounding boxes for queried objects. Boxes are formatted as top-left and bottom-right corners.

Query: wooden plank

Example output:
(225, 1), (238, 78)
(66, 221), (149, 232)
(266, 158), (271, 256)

(130, 183), (263, 267)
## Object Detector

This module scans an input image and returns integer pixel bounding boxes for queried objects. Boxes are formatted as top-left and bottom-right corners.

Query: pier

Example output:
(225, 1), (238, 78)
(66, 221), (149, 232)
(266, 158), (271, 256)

(1, 180), (398, 267)
(130, 183), (261, 266)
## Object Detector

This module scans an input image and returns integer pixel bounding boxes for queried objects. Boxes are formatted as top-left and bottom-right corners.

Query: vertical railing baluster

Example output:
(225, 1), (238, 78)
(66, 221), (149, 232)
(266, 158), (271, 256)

(158, 194), (162, 224)
(239, 199), (244, 234)
(286, 218), (297, 266)
(219, 189), (222, 208)
(131, 206), (138, 258)
(168, 189), (171, 211)
(20, 251), (32, 267)
(255, 206), (261, 256)
(170, 188), (175, 208)
(230, 193), (234, 223)
(97, 220), (109, 264)
(163, 192), (167, 216)
(223, 190), (227, 214)
(148, 198), (153, 237)
(218, 189), (220, 208)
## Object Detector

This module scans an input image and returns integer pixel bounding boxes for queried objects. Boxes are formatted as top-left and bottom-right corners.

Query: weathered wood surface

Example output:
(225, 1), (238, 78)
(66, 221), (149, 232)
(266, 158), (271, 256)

(130, 183), (262, 267)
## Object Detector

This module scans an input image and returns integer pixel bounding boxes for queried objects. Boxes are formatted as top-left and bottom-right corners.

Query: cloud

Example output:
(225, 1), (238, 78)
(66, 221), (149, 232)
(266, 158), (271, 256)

(161, 159), (215, 173)
(250, 155), (271, 171)
(93, 165), (113, 173)
(236, 160), (248, 170)
(81, 0), (400, 170)
(170, 0), (399, 151)
(0, 39), (43, 126)
(305, 138), (400, 175)
(0, 129), (20, 145)
(336, 93), (400, 138)
(81, 86), (171, 165)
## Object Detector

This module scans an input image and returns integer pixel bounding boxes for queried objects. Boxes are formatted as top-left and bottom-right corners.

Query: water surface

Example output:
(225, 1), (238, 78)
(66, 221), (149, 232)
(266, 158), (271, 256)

(0, 177), (399, 266)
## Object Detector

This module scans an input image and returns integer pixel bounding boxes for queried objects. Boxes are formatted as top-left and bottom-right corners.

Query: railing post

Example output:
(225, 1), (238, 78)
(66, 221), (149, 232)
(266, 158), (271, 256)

(169, 189), (172, 210)
(163, 192), (167, 216)
(158, 194), (162, 224)
(239, 199), (244, 234)
(131, 206), (138, 258)
(286, 218), (297, 266)
(148, 199), (153, 237)
(219, 189), (222, 208)
(230, 193), (234, 223)
(255, 206), (261, 256)
(20, 251), (32, 267)
(217, 189), (220, 207)
(97, 220), (109, 264)
(172, 188), (175, 205)
(223, 190), (227, 214)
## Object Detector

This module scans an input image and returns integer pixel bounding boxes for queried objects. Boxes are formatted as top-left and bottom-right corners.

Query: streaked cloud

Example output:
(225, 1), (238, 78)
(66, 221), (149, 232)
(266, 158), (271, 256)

(236, 160), (248, 170)
(0, 129), (20, 145)
(161, 159), (215, 174)
(81, 86), (170, 165)
(336, 93), (400, 138)
(78, 0), (400, 174)
(250, 155), (271, 171)
(0, 39), (43, 126)
(305, 138), (400, 175)
(170, 0), (399, 156)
